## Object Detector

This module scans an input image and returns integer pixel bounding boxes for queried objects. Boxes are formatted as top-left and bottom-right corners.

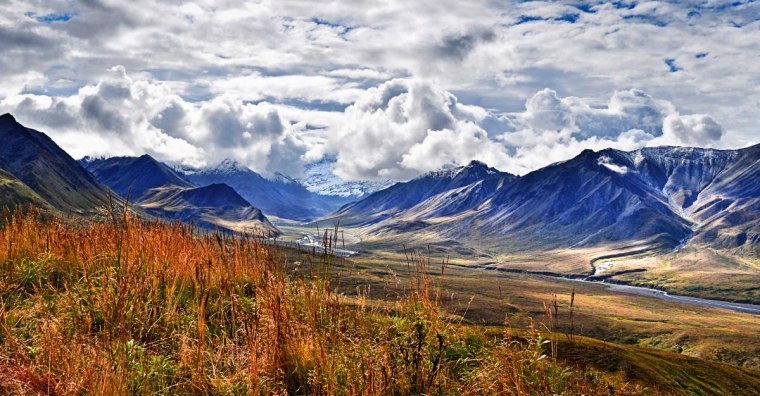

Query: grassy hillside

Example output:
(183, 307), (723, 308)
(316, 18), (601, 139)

(0, 167), (53, 215)
(0, 113), (115, 215)
(1, 208), (758, 394)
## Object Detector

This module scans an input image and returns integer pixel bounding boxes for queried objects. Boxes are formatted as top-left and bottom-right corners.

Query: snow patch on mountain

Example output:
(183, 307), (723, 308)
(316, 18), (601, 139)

(597, 155), (630, 174)
(300, 157), (393, 198)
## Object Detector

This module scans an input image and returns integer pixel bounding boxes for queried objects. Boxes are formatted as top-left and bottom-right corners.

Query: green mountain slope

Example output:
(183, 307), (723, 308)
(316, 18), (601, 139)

(0, 113), (114, 215)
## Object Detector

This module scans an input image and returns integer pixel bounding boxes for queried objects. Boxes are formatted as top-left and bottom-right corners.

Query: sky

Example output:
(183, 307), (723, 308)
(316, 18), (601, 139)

(1, 0), (759, 181)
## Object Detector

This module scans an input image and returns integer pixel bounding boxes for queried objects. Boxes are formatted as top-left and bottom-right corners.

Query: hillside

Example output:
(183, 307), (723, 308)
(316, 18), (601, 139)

(0, 162), (52, 214)
(140, 183), (278, 235)
(83, 155), (279, 236)
(327, 160), (516, 227)
(0, 113), (115, 215)
(328, 145), (760, 255)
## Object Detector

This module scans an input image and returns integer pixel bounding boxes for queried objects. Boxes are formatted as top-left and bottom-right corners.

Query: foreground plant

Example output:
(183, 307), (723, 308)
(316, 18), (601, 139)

(0, 207), (648, 394)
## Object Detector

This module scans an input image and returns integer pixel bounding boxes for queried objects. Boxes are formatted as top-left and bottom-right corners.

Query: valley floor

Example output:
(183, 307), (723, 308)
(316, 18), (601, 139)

(272, 222), (760, 371)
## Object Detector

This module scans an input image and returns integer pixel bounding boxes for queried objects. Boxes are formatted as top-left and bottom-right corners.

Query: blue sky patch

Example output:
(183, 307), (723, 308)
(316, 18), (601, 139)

(696, 52), (708, 59)
(612, 1), (637, 10)
(311, 17), (343, 28)
(26, 11), (75, 24)
(664, 58), (681, 72)
(310, 17), (354, 36)
(575, 3), (597, 14)
(623, 14), (668, 27)
(687, 10), (701, 18)
(515, 13), (579, 25)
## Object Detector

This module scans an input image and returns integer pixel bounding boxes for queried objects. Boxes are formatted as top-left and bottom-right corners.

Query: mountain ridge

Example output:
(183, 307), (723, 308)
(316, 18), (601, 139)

(82, 154), (279, 235)
(0, 113), (116, 215)
(324, 143), (760, 255)
(177, 159), (354, 221)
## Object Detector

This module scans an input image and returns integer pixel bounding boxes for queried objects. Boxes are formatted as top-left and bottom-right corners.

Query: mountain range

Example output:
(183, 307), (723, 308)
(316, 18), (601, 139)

(80, 155), (278, 235)
(0, 113), (277, 234)
(175, 159), (352, 221)
(1, 112), (758, 259)
(325, 145), (760, 256)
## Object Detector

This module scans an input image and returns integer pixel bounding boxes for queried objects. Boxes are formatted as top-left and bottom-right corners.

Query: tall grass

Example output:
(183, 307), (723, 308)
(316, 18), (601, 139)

(0, 206), (648, 394)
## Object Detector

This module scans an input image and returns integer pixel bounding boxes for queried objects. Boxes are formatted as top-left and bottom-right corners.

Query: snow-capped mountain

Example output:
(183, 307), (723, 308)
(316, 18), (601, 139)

(323, 145), (760, 255)
(177, 159), (354, 221)
(299, 156), (393, 198)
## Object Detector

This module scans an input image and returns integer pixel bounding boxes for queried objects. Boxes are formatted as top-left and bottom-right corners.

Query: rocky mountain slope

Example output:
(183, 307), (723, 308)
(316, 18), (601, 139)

(178, 159), (353, 221)
(81, 155), (194, 200)
(325, 145), (760, 255)
(0, 113), (115, 215)
(82, 155), (279, 236)
(326, 161), (516, 227)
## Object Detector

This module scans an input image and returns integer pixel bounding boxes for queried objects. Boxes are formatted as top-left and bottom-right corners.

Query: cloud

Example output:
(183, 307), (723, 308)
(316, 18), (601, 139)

(1, 67), (309, 176)
(330, 81), (726, 179)
(497, 88), (723, 173)
(1, 64), (729, 182)
(330, 79), (512, 180)
(0, 0), (755, 181)
(654, 113), (723, 147)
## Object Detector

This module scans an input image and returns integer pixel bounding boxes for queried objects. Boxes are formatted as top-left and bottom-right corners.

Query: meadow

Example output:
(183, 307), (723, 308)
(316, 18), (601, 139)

(1, 207), (758, 394)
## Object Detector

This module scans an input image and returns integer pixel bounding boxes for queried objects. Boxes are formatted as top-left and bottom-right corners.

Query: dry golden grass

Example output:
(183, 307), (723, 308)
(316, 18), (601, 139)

(0, 207), (652, 395)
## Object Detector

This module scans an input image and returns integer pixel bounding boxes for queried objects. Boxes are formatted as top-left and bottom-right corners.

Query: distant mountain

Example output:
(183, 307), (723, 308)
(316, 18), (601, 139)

(0, 113), (114, 215)
(83, 155), (278, 236)
(325, 160), (517, 226)
(299, 156), (393, 198)
(81, 154), (193, 200)
(466, 148), (696, 251)
(177, 159), (353, 221)
(138, 183), (275, 234)
(324, 145), (760, 255)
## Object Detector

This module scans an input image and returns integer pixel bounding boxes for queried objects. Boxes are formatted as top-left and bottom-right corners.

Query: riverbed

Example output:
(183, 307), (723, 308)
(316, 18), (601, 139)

(470, 265), (760, 316)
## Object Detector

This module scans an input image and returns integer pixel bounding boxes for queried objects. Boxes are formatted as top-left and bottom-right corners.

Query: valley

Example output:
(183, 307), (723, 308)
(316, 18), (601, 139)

(323, 245), (760, 369)
(266, 220), (760, 370)
(5, 1), (760, 392)
(1, 113), (759, 392)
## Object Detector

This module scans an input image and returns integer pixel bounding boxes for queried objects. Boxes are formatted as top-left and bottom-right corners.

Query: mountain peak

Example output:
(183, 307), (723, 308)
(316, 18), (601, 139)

(466, 160), (488, 168)
(463, 159), (507, 174)
(81, 155), (193, 198)
(136, 154), (159, 164)
(215, 158), (248, 173)
(273, 171), (298, 184)
(0, 113), (17, 123)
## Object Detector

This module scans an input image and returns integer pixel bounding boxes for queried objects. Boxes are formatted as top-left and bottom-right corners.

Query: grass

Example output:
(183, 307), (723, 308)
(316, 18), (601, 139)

(0, 206), (661, 395)
(312, 242), (760, 371)
(0, 170), (53, 214)
(327, 221), (760, 306)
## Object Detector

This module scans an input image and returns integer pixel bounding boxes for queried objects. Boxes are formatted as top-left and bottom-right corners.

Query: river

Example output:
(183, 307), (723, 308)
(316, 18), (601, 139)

(473, 265), (760, 316)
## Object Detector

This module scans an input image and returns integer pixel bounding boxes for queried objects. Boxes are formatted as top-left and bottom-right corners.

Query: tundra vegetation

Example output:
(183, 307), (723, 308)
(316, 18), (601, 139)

(1, 207), (759, 395)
